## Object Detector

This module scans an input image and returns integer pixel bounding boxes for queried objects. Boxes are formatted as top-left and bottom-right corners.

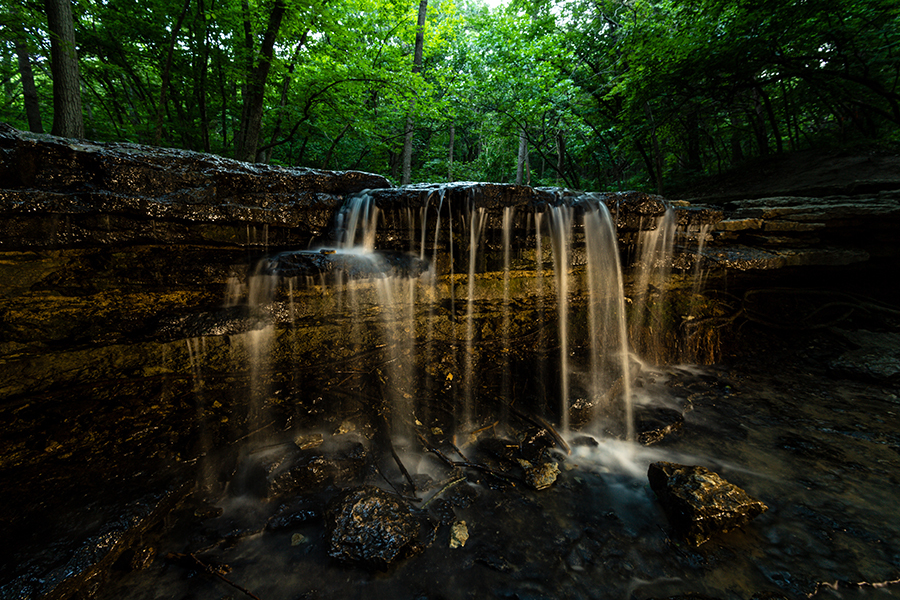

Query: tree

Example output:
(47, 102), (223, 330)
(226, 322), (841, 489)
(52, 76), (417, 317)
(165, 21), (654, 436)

(12, 22), (44, 133)
(234, 0), (288, 162)
(44, 0), (83, 137)
(401, 0), (428, 185)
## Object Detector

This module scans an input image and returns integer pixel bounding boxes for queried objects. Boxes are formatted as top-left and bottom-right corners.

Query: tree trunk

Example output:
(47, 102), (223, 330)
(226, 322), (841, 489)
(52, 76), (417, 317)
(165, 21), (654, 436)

(154, 0), (192, 145)
(645, 102), (663, 194)
(555, 130), (565, 185)
(636, 139), (657, 192)
(13, 20), (44, 133)
(196, 0), (211, 152)
(234, 0), (286, 162)
(750, 88), (769, 156)
(685, 106), (702, 172)
(259, 35), (306, 164)
(400, 0), (428, 185)
(757, 85), (783, 154)
(44, 0), (84, 138)
(448, 122), (455, 181)
(516, 128), (528, 185)
(730, 130), (744, 164)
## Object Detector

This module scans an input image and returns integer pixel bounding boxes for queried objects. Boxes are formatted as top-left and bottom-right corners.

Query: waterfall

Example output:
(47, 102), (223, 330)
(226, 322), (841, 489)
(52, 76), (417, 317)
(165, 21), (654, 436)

(221, 185), (672, 453)
(583, 201), (634, 440)
(501, 206), (515, 424)
(339, 191), (379, 251)
(463, 204), (488, 429)
(631, 207), (677, 363)
(548, 204), (574, 433)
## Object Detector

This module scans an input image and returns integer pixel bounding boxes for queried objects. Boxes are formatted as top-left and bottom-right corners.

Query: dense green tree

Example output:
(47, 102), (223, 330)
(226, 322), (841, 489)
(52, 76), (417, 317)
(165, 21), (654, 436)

(1, 0), (896, 188)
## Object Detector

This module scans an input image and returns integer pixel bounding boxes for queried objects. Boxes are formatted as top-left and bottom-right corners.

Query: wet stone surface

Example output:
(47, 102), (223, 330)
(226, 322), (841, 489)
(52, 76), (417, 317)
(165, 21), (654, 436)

(647, 461), (769, 547)
(325, 485), (421, 568)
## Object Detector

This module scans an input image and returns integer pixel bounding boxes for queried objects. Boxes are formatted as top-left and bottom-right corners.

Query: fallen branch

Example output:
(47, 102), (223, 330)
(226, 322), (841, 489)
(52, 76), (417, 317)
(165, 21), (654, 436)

(421, 476), (467, 509)
(168, 552), (264, 600)
(417, 432), (519, 486)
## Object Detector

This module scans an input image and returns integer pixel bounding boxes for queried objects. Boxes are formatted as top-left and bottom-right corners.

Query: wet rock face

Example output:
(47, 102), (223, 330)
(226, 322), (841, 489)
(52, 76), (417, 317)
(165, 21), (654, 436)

(0, 124), (390, 250)
(648, 461), (768, 547)
(326, 485), (420, 568)
(265, 249), (431, 281)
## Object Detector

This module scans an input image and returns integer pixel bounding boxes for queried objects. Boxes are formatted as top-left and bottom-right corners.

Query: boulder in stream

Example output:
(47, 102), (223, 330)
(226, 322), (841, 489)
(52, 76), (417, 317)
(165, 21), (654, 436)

(326, 485), (420, 568)
(648, 461), (768, 547)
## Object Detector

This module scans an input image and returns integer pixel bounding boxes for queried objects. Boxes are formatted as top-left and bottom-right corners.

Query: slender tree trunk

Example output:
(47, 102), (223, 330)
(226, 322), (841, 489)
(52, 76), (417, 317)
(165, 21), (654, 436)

(750, 89), (769, 156)
(780, 78), (796, 150)
(555, 130), (565, 185)
(645, 102), (663, 194)
(260, 35), (306, 164)
(44, 0), (84, 138)
(757, 86), (783, 153)
(219, 55), (230, 152)
(401, 0), (427, 185)
(730, 129), (744, 164)
(516, 128), (528, 185)
(154, 0), (192, 145)
(636, 139), (657, 192)
(235, 0), (286, 162)
(448, 122), (455, 181)
(13, 21), (44, 133)
(323, 122), (352, 169)
(685, 105), (702, 171)
(196, 0), (211, 152)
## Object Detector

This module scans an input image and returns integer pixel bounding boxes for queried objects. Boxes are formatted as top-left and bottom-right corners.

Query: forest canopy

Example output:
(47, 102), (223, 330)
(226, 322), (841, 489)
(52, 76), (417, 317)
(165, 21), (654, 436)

(3, 0), (899, 191)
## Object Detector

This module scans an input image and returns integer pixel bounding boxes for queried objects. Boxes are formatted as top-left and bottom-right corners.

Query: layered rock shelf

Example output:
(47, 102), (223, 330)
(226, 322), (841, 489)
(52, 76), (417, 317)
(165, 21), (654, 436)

(2, 125), (899, 600)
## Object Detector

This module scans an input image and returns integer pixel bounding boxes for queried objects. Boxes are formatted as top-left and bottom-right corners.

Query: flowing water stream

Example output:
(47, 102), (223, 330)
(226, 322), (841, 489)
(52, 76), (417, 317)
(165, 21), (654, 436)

(77, 188), (900, 600)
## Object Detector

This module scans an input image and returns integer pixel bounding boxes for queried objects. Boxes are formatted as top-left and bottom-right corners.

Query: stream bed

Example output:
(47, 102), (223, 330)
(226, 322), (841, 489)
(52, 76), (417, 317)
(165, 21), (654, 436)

(87, 325), (900, 600)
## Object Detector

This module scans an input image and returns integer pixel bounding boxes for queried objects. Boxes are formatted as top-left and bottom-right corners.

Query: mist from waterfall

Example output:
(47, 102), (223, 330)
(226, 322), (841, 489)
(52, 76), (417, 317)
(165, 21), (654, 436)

(208, 188), (688, 451)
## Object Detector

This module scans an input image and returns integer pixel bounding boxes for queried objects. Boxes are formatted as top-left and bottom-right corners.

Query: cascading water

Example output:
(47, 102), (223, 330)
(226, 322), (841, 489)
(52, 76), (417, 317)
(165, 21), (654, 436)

(631, 206), (677, 362)
(581, 198), (634, 440)
(548, 203), (574, 433)
(501, 206), (515, 425)
(463, 203), (488, 429)
(222, 186), (654, 444)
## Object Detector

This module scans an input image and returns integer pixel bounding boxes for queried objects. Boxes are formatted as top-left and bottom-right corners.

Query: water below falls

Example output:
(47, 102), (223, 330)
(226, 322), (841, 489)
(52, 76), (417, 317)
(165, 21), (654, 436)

(6, 185), (900, 600)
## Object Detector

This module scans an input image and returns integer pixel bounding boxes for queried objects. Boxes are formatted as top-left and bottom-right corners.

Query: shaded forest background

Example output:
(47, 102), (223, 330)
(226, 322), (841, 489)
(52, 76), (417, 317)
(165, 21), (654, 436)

(2, 0), (898, 192)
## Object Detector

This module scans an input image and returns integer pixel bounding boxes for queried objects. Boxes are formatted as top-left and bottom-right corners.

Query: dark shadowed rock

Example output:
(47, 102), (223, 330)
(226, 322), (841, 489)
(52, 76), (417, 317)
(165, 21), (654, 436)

(266, 496), (323, 531)
(268, 440), (369, 497)
(264, 249), (431, 281)
(636, 406), (684, 445)
(829, 329), (900, 381)
(0, 125), (390, 250)
(648, 461), (768, 547)
(519, 427), (556, 463)
(326, 485), (419, 568)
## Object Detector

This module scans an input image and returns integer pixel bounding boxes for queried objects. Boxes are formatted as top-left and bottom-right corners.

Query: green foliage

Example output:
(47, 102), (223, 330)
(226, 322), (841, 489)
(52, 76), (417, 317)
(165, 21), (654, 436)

(2, 0), (897, 188)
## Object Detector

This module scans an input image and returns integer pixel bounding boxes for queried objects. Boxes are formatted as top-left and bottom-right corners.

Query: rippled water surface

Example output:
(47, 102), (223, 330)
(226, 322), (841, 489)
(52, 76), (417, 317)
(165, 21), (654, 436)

(94, 327), (900, 600)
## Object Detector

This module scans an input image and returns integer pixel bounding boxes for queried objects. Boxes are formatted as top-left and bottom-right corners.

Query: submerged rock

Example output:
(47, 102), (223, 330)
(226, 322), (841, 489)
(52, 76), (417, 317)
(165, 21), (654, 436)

(449, 520), (469, 548)
(326, 485), (419, 568)
(636, 406), (684, 445)
(268, 440), (369, 497)
(648, 461), (768, 547)
(521, 460), (560, 490)
(266, 496), (322, 531)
